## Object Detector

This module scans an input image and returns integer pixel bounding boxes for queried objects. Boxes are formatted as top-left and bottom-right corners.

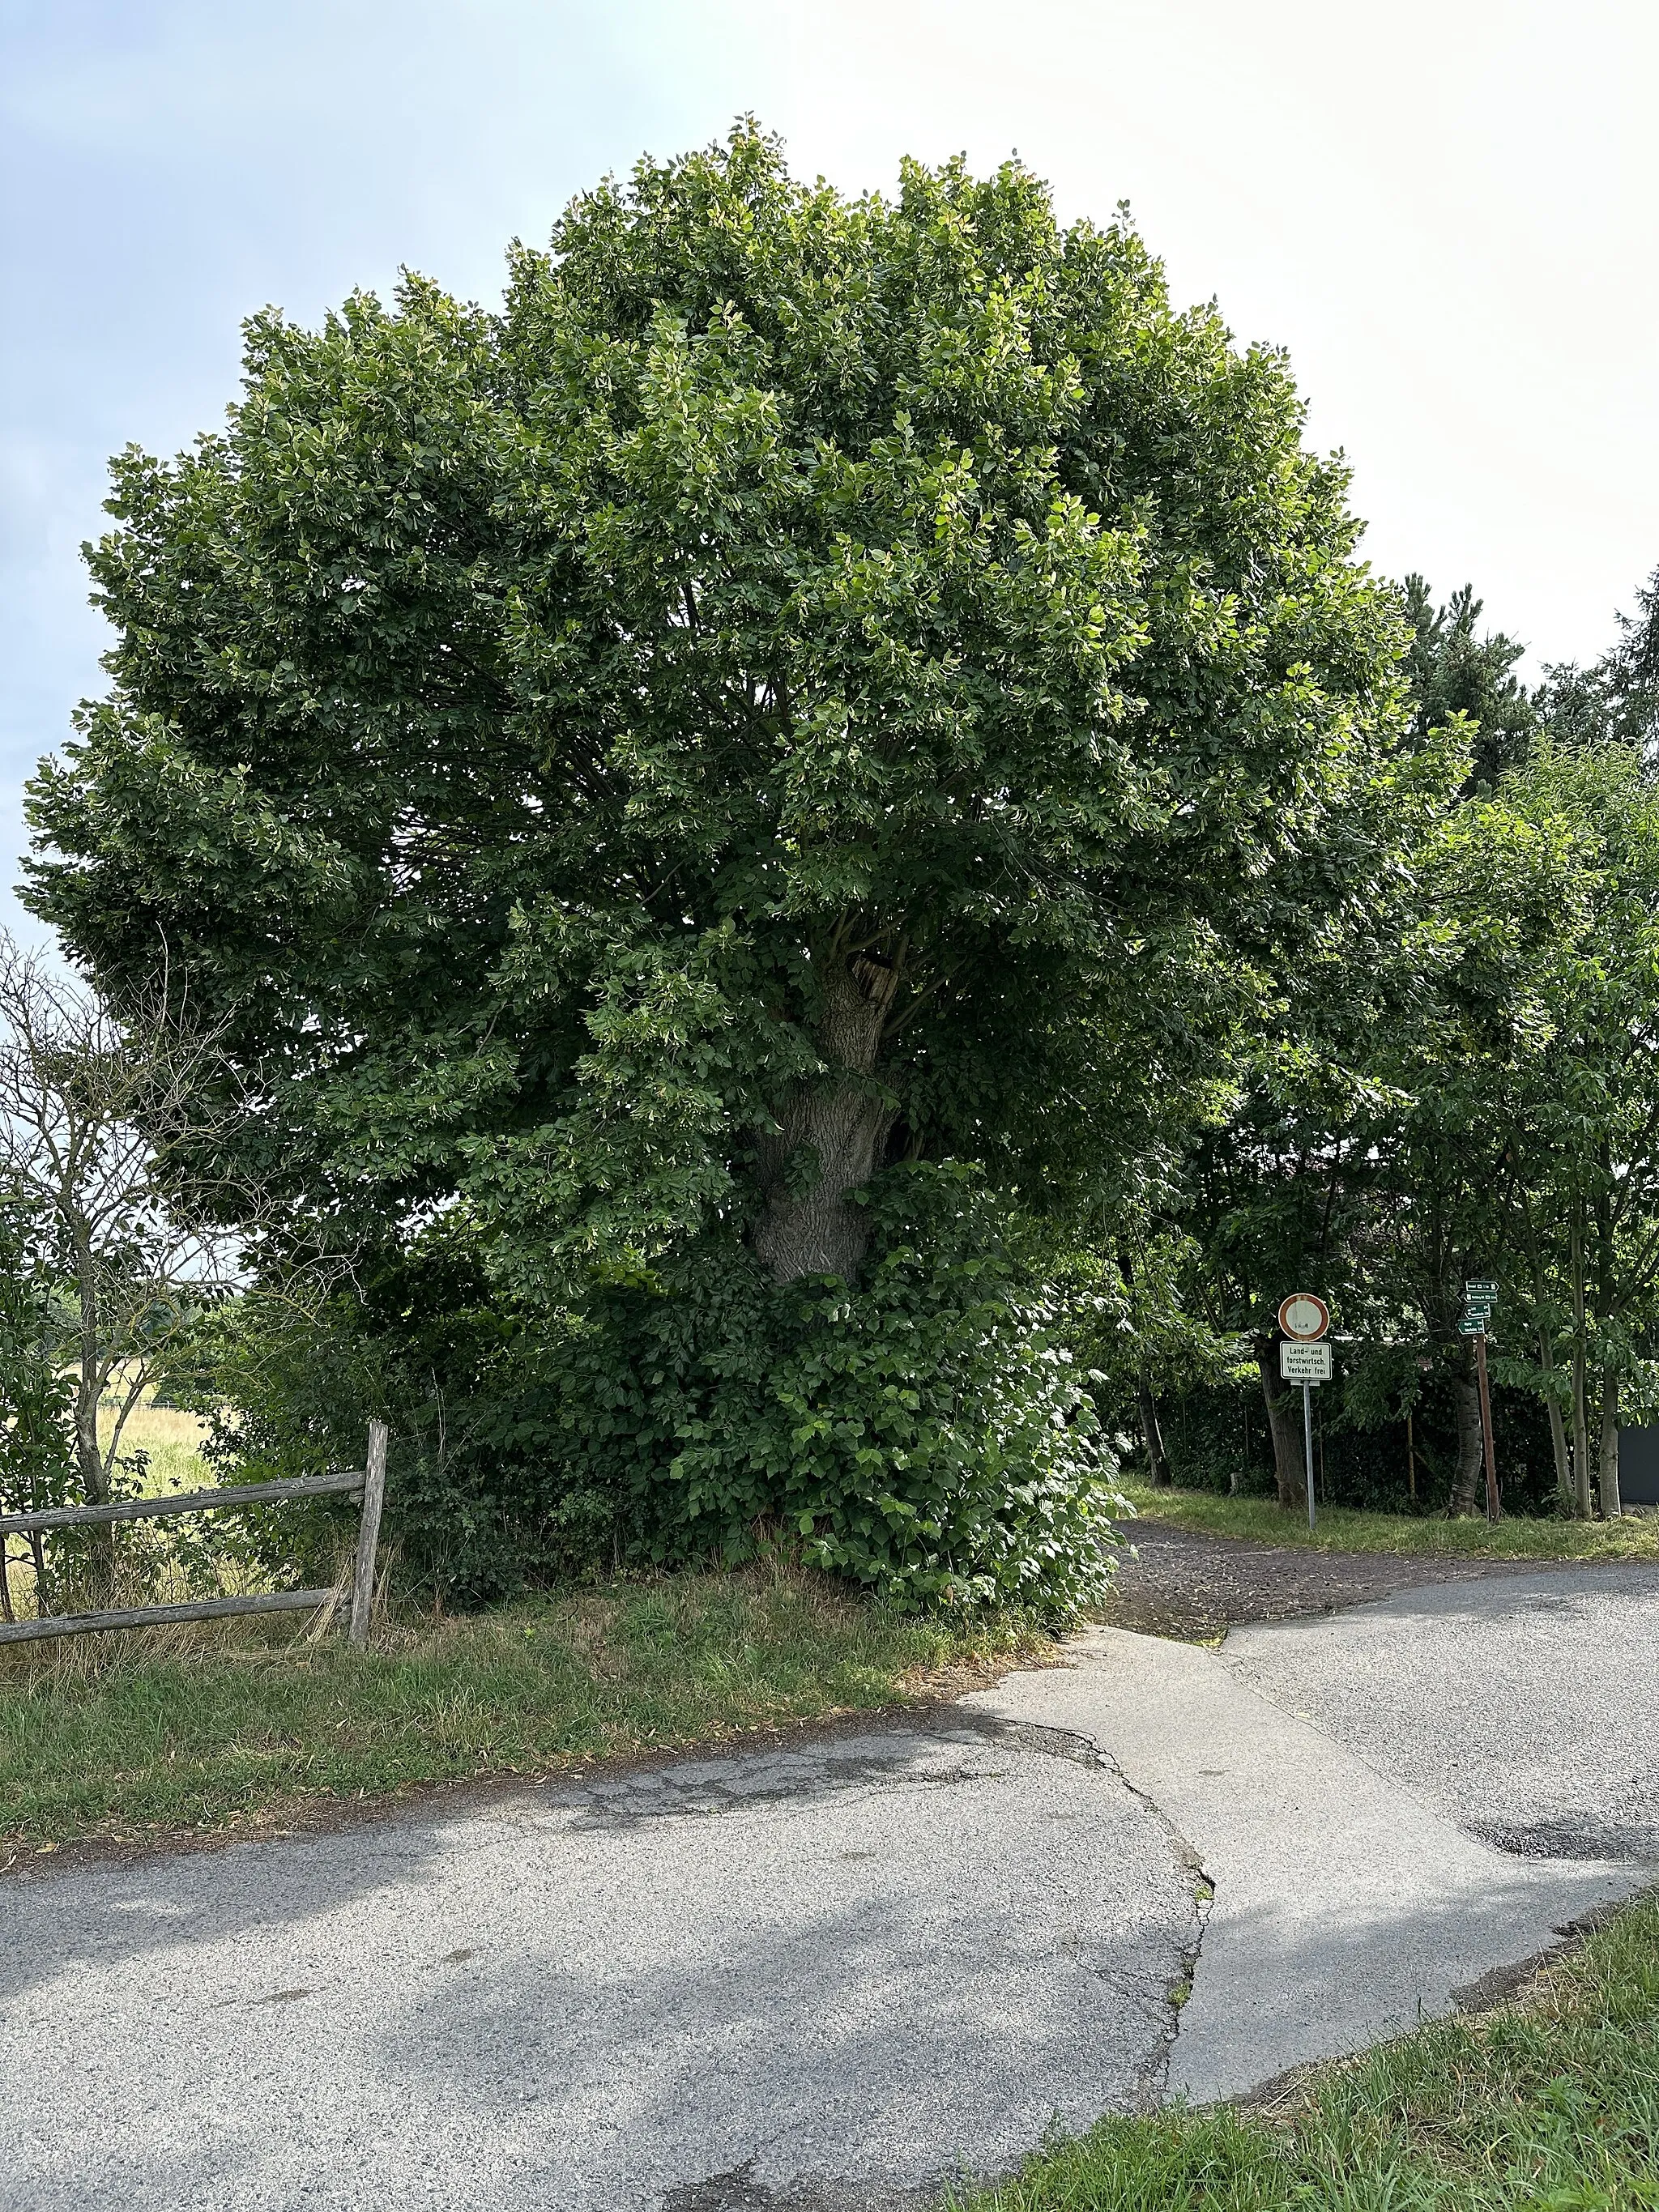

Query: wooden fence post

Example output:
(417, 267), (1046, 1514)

(349, 1421), (388, 1649)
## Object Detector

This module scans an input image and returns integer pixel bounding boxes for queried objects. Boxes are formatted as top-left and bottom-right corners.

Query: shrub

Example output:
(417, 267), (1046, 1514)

(202, 1169), (1122, 1613)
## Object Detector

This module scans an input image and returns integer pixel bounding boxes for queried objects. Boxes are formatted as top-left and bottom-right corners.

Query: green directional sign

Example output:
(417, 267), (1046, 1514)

(1463, 1277), (1497, 1327)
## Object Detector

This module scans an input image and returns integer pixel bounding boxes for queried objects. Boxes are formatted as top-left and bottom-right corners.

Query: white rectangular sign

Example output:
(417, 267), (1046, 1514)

(1280, 1340), (1333, 1383)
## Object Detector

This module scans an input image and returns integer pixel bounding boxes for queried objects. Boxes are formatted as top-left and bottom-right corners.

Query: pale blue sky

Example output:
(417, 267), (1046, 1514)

(6, 0), (1658, 946)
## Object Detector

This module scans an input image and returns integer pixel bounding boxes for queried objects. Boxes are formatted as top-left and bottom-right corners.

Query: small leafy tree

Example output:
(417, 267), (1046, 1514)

(1460, 744), (1659, 1515)
(0, 936), (252, 1583)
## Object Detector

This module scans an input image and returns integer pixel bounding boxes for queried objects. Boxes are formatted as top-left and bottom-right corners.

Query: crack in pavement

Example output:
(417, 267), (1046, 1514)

(964, 1621), (1647, 2103)
(539, 1711), (1119, 1835)
(13, 1570), (1649, 2204)
(2, 1707), (1196, 2212)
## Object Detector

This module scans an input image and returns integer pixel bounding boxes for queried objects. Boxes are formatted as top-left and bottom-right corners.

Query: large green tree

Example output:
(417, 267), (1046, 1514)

(24, 127), (1422, 1598)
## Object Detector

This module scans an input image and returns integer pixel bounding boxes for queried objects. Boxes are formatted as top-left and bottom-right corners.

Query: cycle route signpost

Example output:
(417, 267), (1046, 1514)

(1459, 1278), (1502, 1522)
(1278, 1292), (1332, 1533)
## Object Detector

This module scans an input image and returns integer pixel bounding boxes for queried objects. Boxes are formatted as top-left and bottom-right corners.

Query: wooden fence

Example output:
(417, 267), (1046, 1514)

(0, 1421), (387, 1649)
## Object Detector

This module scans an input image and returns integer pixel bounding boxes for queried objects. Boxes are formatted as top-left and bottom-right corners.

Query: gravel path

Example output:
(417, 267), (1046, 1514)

(1103, 1519), (1560, 1639)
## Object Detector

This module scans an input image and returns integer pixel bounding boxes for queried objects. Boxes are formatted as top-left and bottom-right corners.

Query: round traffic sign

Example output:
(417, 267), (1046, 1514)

(1278, 1292), (1331, 1343)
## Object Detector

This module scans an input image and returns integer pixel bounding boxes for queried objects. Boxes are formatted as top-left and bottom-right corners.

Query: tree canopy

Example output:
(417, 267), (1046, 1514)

(23, 126), (1529, 1599)
(28, 126), (1422, 1287)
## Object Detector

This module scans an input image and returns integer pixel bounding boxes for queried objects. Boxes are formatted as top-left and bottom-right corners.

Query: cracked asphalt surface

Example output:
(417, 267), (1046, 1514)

(4, 1547), (1656, 2209)
(1, 1719), (1198, 2212)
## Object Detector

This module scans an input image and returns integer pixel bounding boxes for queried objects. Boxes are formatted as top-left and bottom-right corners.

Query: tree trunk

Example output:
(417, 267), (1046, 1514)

(73, 1349), (116, 1601)
(74, 1368), (109, 1506)
(1448, 1365), (1485, 1516)
(1599, 1369), (1623, 1519)
(1536, 1325), (1573, 1510)
(1137, 1375), (1169, 1487)
(28, 1528), (51, 1616)
(1592, 1163), (1621, 1519)
(1572, 1214), (1593, 1517)
(752, 948), (899, 1284)
(1254, 1337), (1306, 1510)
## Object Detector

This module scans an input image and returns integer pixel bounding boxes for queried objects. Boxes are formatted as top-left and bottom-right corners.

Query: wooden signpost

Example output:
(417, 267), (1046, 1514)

(1278, 1293), (1332, 1532)
(1459, 1279), (1501, 1522)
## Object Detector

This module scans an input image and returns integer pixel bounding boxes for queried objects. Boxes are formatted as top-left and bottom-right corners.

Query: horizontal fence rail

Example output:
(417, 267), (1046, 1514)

(0, 1421), (388, 1652)
(0, 1469), (365, 1537)
(0, 1589), (341, 1647)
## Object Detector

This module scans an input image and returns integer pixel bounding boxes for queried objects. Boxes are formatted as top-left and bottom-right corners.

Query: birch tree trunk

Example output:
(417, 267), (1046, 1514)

(1571, 1213), (1593, 1517)
(1448, 1363), (1486, 1515)
(1137, 1375), (1170, 1487)
(1534, 1304), (1573, 1508)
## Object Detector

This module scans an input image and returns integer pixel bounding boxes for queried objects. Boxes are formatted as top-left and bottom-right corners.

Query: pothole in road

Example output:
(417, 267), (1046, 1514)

(1471, 1817), (1653, 1862)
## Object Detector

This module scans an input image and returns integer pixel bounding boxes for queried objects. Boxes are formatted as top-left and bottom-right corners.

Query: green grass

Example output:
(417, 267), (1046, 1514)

(0, 1569), (1037, 1858)
(952, 1891), (1659, 2210)
(1120, 1481), (1659, 1562)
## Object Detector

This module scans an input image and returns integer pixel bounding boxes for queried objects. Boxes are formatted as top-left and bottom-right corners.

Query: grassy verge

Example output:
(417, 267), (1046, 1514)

(0, 1570), (1038, 1860)
(1120, 1480), (1659, 1561)
(953, 1890), (1659, 2210)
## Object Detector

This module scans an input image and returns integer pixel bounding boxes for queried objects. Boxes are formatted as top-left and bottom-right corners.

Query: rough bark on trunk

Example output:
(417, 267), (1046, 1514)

(1572, 1215), (1593, 1517)
(1448, 1366), (1485, 1516)
(1254, 1337), (1306, 1509)
(1536, 1325), (1573, 1509)
(1137, 1376), (1169, 1487)
(753, 950), (899, 1284)
(1599, 1369), (1623, 1518)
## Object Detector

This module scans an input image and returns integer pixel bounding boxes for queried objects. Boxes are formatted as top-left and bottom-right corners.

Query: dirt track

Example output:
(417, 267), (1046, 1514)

(1100, 1519), (1545, 1640)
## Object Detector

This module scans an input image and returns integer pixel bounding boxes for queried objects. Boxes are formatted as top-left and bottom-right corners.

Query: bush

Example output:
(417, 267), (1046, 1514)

(201, 1169), (1123, 1613)
(1150, 1362), (1563, 1515)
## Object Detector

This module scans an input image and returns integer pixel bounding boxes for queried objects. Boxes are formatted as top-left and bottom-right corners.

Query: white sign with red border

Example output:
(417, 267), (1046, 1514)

(1277, 1292), (1331, 1342)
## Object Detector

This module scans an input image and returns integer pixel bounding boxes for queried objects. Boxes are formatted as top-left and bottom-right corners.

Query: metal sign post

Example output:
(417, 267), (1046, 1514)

(1278, 1295), (1333, 1532)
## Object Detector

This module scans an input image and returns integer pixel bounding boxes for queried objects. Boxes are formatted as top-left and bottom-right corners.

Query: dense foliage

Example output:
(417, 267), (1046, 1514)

(1136, 577), (1659, 1517)
(0, 1201), (75, 1519)
(19, 121), (1659, 1592)
(23, 126), (1433, 1604)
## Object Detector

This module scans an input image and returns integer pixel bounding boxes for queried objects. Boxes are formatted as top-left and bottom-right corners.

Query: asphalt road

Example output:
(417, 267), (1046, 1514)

(1220, 1564), (1659, 1864)
(1, 1720), (1198, 2212)
(4, 1560), (1656, 2209)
